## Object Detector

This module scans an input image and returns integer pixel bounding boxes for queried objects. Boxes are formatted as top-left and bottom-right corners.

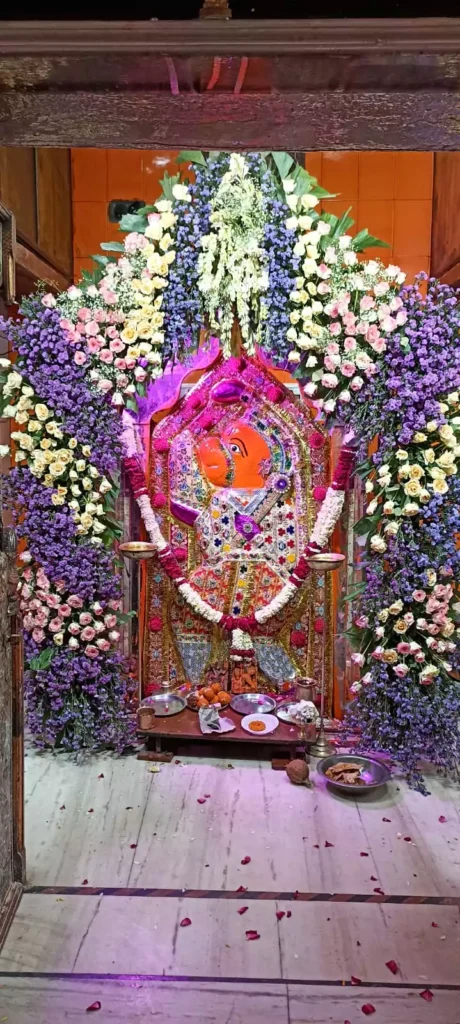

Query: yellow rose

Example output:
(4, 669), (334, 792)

(160, 211), (176, 230)
(424, 449), (435, 464)
(35, 404), (50, 422)
(127, 346), (141, 359)
(404, 479), (422, 497)
(51, 493), (65, 505)
(49, 462), (65, 478)
(130, 279), (142, 291)
(432, 477), (449, 495)
(159, 232), (173, 251)
(40, 437), (52, 450)
(43, 451), (55, 465)
(44, 473), (53, 486)
(426, 420), (437, 432)
(393, 619), (408, 634)
(57, 451), (72, 465)
(408, 464), (424, 479)
(139, 279), (154, 295)
(378, 609), (389, 622)
(137, 322), (154, 340)
(121, 327), (138, 343)
(164, 250), (175, 265)
(80, 512), (93, 530)
(27, 420), (41, 433)
(413, 432), (427, 442)
(382, 649), (398, 664)
(57, 486), (67, 496)
(437, 450), (456, 467)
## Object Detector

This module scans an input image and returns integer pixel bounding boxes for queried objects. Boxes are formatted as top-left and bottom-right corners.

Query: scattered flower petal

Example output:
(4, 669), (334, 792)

(97, 774), (104, 779)
(431, 921), (439, 928)
(87, 808), (94, 814)
(59, 805), (65, 810)
(373, 887), (385, 895)
(370, 875), (378, 881)
(197, 798), (206, 804)
(324, 840), (334, 848)
(241, 856), (251, 865)
(86, 1002), (101, 1013)
(204, 794), (211, 799)
(351, 975), (362, 985)
(438, 815), (447, 823)
(82, 879), (89, 886)
(403, 836), (412, 842)
(382, 817), (391, 822)
(360, 852), (369, 857)
(361, 1005), (376, 1016)
(246, 930), (260, 941)
(180, 917), (192, 927)
(130, 843), (137, 849)
(276, 911), (285, 921)
(313, 843), (320, 849)
(286, 910), (292, 918)
(237, 907), (248, 915)
(385, 960), (398, 975)
(420, 989), (433, 1002)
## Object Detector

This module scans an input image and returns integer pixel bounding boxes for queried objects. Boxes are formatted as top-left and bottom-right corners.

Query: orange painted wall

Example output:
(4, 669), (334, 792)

(72, 150), (433, 283)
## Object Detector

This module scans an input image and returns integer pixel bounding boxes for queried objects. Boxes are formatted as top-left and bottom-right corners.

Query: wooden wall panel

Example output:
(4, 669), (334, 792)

(431, 153), (460, 283)
(36, 149), (73, 278)
(0, 148), (37, 244)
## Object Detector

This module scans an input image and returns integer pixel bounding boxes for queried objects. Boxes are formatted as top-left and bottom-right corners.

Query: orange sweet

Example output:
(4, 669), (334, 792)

(203, 687), (215, 701)
(248, 720), (266, 732)
(218, 691), (231, 704)
(212, 682), (221, 694)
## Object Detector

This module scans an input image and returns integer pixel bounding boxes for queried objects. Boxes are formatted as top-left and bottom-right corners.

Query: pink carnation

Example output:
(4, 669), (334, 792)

(58, 603), (72, 618)
(49, 616), (63, 633)
(68, 595), (83, 609)
(79, 612), (93, 626)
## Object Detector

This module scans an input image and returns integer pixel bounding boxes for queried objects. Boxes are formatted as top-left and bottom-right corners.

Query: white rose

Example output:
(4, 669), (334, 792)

(282, 178), (296, 193)
(300, 193), (319, 210)
(0, 444), (10, 458)
(285, 194), (299, 212)
(343, 250), (358, 266)
(298, 215), (313, 231)
(339, 235), (352, 249)
(370, 535), (387, 553)
(172, 183), (191, 202)
(366, 499), (378, 515)
(285, 216), (298, 231)
(304, 382), (317, 397)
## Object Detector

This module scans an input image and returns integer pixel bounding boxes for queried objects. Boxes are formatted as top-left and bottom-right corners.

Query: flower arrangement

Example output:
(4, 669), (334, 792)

(0, 151), (458, 788)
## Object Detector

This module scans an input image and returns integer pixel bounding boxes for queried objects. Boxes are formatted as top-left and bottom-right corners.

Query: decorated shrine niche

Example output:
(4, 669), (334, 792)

(142, 355), (333, 700)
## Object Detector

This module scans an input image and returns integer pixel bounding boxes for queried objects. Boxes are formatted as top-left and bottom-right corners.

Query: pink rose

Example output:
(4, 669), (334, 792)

(108, 630), (120, 642)
(371, 646), (384, 660)
(426, 624), (440, 635)
(68, 623), (81, 635)
(99, 348), (114, 364)
(317, 264), (332, 280)
(68, 595), (83, 609)
(329, 322), (342, 336)
(325, 342), (340, 355)
(393, 664), (409, 678)
(341, 361), (356, 378)
(21, 583), (32, 600)
(84, 644), (99, 659)
(389, 296), (403, 312)
(67, 330), (82, 346)
(344, 337), (357, 352)
(49, 616), (63, 633)
(324, 356), (338, 372)
(77, 307), (91, 322)
(35, 610), (48, 627)
(28, 599), (40, 612)
(42, 293), (56, 308)
(350, 376), (364, 391)
(23, 614), (35, 631)
(55, 579), (67, 593)
(85, 319), (100, 336)
(46, 593), (61, 608)
(317, 281), (330, 296)
(114, 359), (127, 371)
(351, 653), (365, 666)
(106, 326), (119, 340)
(412, 590), (426, 603)
(360, 295), (375, 311)
(355, 615), (369, 628)
(93, 309), (106, 323)
(104, 290), (118, 305)
(370, 338), (386, 355)
(58, 603), (72, 618)
(125, 358), (136, 370)
(87, 337), (102, 354)
(396, 642), (411, 655)
(92, 602), (104, 616)
(382, 315), (397, 333)
(81, 626), (96, 641)
(23, 568), (34, 582)
(110, 339), (125, 353)
(426, 596), (440, 614)
(96, 638), (110, 652)
(414, 651), (425, 663)
(366, 324), (380, 344)
(97, 379), (113, 393)
(74, 351), (87, 366)
(60, 318), (74, 332)
(108, 599), (121, 611)
(104, 614), (117, 629)
(32, 627), (45, 643)
(79, 612), (92, 626)
(396, 311), (407, 326)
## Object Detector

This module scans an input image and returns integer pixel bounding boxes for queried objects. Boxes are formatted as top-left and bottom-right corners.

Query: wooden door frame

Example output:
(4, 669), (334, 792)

(0, 14), (459, 937)
(1, 19), (460, 150)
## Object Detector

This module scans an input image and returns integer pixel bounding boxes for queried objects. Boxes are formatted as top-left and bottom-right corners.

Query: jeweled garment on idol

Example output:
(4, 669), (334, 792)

(145, 357), (330, 694)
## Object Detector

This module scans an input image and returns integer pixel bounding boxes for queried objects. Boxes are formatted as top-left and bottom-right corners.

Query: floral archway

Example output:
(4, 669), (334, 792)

(1, 151), (459, 790)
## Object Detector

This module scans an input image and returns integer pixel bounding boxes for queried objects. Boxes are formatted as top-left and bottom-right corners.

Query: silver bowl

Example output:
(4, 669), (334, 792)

(316, 754), (391, 793)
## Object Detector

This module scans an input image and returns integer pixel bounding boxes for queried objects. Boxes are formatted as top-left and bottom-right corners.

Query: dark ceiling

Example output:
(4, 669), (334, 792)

(1, 1), (457, 19)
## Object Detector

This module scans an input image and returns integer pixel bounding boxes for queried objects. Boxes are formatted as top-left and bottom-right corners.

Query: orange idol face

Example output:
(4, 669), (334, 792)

(197, 421), (271, 490)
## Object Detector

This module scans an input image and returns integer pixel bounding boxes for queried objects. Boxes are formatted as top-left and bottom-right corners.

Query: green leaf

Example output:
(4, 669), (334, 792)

(135, 204), (158, 216)
(126, 396), (138, 413)
(353, 516), (376, 536)
(271, 152), (295, 180)
(29, 647), (56, 671)
(343, 581), (367, 603)
(117, 611), (137, 624)
(160, 172), (181, 201)
(352, 229), (389, 252)
(177, 150), (206, 166)
(91, 254), (110, 267)
(311, 184), (334, 200)
(100, 241), (125, 252)
(118, 213), (148, 233)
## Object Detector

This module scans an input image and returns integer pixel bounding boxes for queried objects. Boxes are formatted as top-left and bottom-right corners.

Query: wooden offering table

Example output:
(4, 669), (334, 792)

(137, 707), (307, 767)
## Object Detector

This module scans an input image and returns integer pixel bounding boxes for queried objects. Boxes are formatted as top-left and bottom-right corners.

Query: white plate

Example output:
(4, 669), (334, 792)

(241, 713), (279, 736)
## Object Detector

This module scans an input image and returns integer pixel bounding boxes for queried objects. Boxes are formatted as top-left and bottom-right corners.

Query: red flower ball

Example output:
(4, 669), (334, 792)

(313, 485), (327, 502)
(314, 617), (324, 634)
(310, 431), (326, 450)
(153, 492), (167, 508)
(266, 383), (284, 404)
(172, 547), (187, 562)
(291, 629), (307, 648)
(153, 437), (169, 453)
(148, 616), (163, 632)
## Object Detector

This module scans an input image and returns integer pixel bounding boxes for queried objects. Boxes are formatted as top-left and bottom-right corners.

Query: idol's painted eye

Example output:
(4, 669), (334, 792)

(230, 443), (241, 454)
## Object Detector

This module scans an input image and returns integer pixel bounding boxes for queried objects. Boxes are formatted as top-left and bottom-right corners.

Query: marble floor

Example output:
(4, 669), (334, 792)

(1, 747), (460, 1022)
